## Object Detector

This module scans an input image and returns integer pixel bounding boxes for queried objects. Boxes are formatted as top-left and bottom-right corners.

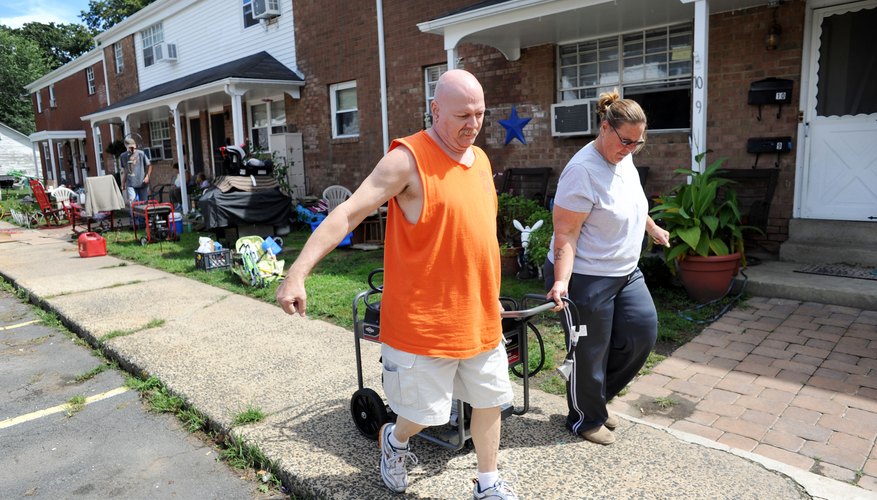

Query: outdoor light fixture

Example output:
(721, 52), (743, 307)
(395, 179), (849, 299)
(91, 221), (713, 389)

(766, 4), (782, 50)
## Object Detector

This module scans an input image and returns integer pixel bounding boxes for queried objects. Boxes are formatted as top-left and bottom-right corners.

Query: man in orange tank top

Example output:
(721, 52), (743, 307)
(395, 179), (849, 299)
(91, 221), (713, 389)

(276, 69), (518, 499)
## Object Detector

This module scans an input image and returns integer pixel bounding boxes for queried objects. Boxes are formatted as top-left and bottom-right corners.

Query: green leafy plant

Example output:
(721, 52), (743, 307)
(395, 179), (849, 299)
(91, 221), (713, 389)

(650, 155), (761, 267)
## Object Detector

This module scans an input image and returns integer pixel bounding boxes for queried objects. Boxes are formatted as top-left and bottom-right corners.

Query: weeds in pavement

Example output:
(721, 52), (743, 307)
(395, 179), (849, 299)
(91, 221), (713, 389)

(65, 395), (86, 417)
(654, 396), (678, 409)
(233, 406), (266, 425)
(73, 362), (115, 383)
(179, 407), (206, 432)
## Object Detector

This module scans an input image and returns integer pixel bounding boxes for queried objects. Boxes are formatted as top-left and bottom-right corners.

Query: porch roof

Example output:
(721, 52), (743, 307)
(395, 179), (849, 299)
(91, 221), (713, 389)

(29, 130), (87, 142)
(82, 51), (304, 122)
(419, 0), (767, 60)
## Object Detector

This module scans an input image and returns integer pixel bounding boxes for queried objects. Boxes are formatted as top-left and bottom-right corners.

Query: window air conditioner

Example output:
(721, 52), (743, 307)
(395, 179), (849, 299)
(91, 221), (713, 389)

(551, 99), (597, 137)
(155, 43), (178, 63)
(253, 0), (281, 19)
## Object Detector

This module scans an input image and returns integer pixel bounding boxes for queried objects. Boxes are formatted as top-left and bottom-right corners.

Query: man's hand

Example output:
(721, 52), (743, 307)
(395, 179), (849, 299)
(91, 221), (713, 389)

(275, 275), (307, 316)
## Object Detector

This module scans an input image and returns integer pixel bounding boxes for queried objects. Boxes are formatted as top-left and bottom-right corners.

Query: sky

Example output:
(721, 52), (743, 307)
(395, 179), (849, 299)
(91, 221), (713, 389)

(0, 0), (92, 28)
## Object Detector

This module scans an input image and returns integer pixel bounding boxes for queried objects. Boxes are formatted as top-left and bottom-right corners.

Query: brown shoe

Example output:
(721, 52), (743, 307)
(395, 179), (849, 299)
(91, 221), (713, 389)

(604, 413), (619, 430)
(580, 425), (616, 445)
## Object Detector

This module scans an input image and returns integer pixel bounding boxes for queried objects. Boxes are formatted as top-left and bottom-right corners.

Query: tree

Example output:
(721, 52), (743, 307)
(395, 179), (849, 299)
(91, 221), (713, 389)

(80, 0), (158, 32)
(0, 29), (50, 135)
(16, 22), (95, 70)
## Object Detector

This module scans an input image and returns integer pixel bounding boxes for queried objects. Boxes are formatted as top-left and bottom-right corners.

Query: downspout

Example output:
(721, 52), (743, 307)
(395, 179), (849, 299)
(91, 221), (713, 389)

(376, 0), (389, 152)
(689, 0), (709, 173)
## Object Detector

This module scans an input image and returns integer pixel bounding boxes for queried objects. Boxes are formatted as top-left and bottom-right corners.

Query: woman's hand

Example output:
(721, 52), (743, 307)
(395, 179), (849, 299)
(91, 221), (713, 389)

(547, 280), (568, 312)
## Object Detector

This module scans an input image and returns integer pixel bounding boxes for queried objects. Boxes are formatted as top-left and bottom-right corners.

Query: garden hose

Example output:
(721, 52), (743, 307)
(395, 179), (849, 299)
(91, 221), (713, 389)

(677, 269), (748, 324)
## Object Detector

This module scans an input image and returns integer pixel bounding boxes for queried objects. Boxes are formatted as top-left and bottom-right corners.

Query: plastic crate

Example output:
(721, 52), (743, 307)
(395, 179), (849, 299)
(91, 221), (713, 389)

(195, 249), (232, 271)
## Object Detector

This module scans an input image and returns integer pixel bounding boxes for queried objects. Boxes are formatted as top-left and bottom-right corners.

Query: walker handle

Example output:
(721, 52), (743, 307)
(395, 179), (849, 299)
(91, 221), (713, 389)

(500, 300), (555, 320)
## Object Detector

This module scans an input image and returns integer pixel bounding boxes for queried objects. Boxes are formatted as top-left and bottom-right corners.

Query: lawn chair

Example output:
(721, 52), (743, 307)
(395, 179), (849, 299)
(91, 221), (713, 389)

(28, 179), (70, 227)
(322, 185), (352, 212)
(73, 176), (127, 235)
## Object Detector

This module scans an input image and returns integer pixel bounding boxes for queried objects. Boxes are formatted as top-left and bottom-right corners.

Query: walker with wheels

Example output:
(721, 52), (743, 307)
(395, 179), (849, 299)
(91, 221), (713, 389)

(349, 268), (574, 450)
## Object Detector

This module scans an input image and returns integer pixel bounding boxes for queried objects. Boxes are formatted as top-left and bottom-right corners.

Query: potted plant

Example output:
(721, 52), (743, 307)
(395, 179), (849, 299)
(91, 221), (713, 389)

(649, 155), (761, 302)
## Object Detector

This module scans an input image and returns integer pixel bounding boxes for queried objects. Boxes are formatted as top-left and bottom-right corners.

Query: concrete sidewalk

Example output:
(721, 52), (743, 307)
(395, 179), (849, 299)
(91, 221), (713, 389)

(0, 223), (870, 499)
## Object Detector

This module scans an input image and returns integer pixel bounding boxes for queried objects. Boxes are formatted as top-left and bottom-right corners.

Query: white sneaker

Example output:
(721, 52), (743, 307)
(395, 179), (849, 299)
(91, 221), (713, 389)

(473, 478), (519, 499)
(379, 423), (418, 493)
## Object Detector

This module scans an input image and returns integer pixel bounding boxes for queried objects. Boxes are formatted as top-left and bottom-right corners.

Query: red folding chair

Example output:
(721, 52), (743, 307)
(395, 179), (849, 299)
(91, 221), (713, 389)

(28, 179), (71, 227)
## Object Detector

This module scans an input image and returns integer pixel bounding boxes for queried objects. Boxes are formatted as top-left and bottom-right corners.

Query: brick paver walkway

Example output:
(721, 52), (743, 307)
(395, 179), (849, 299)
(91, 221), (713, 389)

(612, 297), (877, 492)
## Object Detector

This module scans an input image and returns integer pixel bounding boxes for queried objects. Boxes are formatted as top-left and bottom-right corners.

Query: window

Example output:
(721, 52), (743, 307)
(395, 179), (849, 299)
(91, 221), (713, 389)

(330, 81), (358, 138)
(558, 23), (693, 130)
(95, 131), (104, 167)
(141, 23), (164, 67)
(36, 91), (42, 113)
(86, 67), (96, 95)
(249, 100), (287, 151)
(149, 119), (172, 159)
(49, 85), (56, 107)
(424, 63), (447, 127)
(242, 0), (259, 28)
(114, 42), (124, 73)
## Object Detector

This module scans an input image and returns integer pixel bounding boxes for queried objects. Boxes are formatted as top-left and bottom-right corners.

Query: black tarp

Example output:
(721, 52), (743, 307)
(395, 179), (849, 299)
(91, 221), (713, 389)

(199, 187), (292, 229)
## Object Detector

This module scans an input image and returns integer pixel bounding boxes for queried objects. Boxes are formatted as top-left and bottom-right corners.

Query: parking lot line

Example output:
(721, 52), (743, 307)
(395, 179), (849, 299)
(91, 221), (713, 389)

(0, 319), (39, 331)
(0, 386), (130, 430)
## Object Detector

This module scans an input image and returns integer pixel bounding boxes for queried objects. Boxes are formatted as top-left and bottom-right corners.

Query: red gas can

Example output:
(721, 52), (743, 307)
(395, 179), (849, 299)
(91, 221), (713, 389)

(78, 232), (107, 258)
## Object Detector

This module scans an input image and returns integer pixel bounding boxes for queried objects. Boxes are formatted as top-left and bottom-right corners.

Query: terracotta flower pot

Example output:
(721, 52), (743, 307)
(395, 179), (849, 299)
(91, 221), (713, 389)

(677, 252), (741, 303)
(500, 246), (521, 277)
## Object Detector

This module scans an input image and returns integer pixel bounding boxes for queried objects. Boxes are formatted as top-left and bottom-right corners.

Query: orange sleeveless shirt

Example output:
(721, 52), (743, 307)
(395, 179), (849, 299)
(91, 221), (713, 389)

(380, 131), (502, 358)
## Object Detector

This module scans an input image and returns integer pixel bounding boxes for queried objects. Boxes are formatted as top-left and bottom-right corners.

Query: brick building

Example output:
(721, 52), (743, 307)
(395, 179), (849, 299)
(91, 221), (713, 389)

(25, 0), (877, 250)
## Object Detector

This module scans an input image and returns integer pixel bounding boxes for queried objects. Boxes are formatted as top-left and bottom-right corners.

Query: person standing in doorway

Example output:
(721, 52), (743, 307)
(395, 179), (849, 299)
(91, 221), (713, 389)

(119, 137), (152, 204)
(545, 89), (669, 445)
(276, 69), (518, 499)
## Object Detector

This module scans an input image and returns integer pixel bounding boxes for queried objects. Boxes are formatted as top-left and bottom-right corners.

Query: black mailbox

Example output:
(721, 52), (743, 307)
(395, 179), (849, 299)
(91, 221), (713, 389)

(747, 136), (793, 168)
(747, 137), (793, 154)
(748, 78), (793, 105)
(748, 77), (794, 120)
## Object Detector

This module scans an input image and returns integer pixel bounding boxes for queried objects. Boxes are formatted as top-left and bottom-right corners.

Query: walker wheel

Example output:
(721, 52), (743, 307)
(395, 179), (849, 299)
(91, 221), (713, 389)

(139, 236), (148, 246)
(351, 388), (388, 440)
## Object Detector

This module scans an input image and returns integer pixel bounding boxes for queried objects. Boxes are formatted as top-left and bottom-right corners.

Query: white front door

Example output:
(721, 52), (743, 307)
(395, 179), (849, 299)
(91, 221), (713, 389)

(800, 0), (877, 220)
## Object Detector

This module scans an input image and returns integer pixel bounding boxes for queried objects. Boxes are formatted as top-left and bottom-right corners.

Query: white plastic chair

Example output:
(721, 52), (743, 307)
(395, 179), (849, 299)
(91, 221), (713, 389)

(322, 185), (352, 212)
(51, 186), (78, 210)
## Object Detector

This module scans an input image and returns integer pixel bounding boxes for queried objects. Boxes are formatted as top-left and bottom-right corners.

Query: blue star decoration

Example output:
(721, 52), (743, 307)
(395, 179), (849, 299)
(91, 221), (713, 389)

(499, 105), (531, 145)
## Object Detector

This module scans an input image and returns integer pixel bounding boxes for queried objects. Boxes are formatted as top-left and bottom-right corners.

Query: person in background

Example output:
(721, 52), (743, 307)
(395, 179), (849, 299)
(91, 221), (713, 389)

(171, 163), (191, 207)
(275, 69), (519, 499)
(195, 172), (209, 189)
(544, 88), (670, 446)
(119, 137), (152, 204)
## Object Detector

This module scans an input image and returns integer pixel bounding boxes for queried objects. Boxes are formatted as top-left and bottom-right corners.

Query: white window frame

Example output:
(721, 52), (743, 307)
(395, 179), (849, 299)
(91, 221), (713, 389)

(330, 81), (358, 139)
(424, 63), (447, 127)
(141, 23), (164, 67)
(36, 91), (42, 113)
(49, 85), (56, 107)
(86, 67), (96, 95)
(149, 119), (172, 159)
(96, 131), (104, 166)
(114, 42), (124, 73)
(248, 99), (286, 152)
(242, 0), (259, 28)
(557, 22), (693, 131)
(43, 143), (53, 180)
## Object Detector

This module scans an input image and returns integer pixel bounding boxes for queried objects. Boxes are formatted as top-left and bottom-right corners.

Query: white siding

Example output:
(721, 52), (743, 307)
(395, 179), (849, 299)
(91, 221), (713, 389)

(0, 126), (37, 177)
(135, 0), (297, 91)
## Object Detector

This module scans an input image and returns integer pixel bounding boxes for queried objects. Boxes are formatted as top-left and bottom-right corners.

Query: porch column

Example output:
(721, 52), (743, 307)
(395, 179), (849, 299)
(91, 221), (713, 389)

(225, 84), (246, 147)
(47, 138), (58, 183)
(446, 48), (458, 70)
(689, 0), (709, 173)
(170, 103), (189, 215)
